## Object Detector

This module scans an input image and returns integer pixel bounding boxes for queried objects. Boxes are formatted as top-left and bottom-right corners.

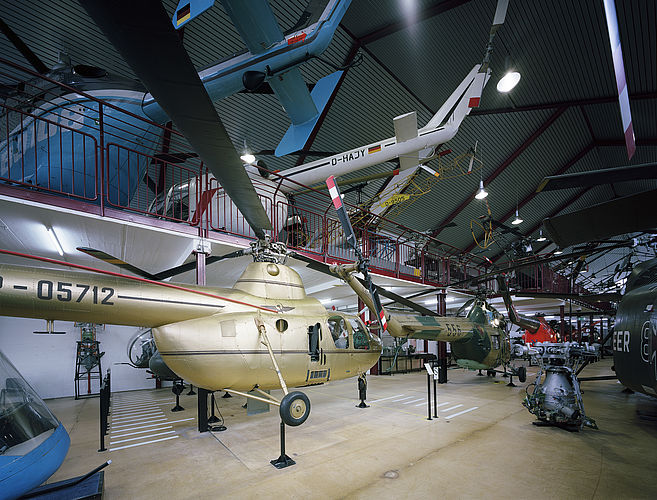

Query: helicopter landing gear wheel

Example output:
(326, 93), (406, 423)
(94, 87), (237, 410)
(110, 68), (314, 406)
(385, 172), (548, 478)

(517, 366), (527, 383)
(279, 391), (311, 427)
(487, 369), (496, 377)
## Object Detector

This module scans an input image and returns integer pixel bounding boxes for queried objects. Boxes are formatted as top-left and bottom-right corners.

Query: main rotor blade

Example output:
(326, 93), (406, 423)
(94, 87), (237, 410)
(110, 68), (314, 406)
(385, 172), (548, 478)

(0, 17), (49, 74)
(536, 163), (657, 192)
(77, 247), (158, 280)
(81, 0), (271, 238)
(543, 188), (657, 248)
(360, 280), (438, 317)
(326, 175), (387, 333)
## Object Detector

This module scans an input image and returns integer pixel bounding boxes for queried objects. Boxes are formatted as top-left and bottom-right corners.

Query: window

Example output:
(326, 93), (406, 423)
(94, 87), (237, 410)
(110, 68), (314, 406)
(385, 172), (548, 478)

(349, 318), (370, 349)
(328, 316), (349, 349)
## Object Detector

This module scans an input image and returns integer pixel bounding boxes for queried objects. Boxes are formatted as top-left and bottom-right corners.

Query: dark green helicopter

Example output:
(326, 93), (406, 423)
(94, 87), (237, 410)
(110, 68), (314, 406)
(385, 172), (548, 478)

(323, 176), (527, 382)
(613, 257), (657, 397)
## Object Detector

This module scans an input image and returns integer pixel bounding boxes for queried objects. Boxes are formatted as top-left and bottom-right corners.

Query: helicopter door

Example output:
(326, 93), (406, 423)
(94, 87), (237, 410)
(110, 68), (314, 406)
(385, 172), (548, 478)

(308, 323), (321, 362)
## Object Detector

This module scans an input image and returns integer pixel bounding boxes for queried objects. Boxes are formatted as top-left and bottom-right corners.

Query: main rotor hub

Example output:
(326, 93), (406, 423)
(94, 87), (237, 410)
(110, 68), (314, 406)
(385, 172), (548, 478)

(250, 236), (288, 264)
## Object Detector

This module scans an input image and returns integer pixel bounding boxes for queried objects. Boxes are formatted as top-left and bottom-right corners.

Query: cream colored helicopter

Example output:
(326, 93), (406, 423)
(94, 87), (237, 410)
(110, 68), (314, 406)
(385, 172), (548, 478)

(0, 239), (381, 427)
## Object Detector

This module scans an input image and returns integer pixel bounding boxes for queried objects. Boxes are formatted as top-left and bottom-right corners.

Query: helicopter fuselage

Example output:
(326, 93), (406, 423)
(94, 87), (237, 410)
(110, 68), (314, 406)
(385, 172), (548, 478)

(0, 260), (381, 392)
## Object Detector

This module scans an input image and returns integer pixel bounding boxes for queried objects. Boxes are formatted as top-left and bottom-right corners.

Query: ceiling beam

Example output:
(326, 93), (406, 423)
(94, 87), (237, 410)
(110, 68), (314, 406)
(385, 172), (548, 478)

(355, 0), (472, 46)
(470, 92), (657, 116)
(490, 186), (595, 263)
(430, 106), (567, 239)
(463, 143), (596, 254)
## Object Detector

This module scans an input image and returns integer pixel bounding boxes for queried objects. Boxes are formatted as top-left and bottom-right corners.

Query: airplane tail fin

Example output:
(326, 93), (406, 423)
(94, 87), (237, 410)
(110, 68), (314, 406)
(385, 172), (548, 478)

(275, 70), (343, 157)
(422, 64), (490, 133)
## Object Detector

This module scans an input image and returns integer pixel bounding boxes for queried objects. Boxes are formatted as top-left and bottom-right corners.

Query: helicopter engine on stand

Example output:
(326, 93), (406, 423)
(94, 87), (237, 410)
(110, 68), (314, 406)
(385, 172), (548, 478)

(515, 342), (600, 431)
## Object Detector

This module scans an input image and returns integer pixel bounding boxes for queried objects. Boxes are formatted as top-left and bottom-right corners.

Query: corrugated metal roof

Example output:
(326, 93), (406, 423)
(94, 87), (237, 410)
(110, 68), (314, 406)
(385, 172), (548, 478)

(1, 0), (656, 277)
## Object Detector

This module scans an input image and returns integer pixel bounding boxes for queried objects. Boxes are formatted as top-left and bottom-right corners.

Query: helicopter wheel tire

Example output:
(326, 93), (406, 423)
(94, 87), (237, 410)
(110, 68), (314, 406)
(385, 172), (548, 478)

(517, 366), (527, 383)
(280, 391), (311, 427)
(487, 370), (496, 378)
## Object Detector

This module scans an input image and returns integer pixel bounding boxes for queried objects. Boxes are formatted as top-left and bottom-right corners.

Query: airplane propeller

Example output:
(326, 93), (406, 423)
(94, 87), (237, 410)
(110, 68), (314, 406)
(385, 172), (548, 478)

(81, 0), (272, 239)
(326, 175), (389, 333)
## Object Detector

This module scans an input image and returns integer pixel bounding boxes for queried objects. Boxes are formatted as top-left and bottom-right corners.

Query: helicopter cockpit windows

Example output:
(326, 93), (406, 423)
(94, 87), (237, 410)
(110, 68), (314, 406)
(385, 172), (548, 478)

(491, 335), (501, 350)
(349, 317), (371, 349)
(328, 316), (349, 349)
(0, 351), (60, 457)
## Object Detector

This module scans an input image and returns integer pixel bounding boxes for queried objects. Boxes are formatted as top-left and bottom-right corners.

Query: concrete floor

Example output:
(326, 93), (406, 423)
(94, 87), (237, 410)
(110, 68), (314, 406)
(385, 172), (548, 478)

(45, 358), (657, 499)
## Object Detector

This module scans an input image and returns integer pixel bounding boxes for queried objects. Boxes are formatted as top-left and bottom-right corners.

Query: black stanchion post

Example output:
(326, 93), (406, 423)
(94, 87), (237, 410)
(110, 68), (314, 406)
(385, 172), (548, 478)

(197, 388), (208, 432)
(426, 372), (432, 420)
(433, 364), (438, 418)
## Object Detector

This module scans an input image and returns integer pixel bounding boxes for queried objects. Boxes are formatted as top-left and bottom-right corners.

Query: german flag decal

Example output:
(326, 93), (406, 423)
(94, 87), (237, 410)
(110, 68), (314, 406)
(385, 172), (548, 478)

(176, 4), (191, 25)
(368, 145), (381, 154)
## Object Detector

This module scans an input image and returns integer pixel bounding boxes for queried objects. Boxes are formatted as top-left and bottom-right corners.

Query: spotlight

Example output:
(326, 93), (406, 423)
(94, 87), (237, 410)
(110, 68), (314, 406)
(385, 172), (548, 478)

(475, 179), (488, 200)
(497, 70), (521, 93)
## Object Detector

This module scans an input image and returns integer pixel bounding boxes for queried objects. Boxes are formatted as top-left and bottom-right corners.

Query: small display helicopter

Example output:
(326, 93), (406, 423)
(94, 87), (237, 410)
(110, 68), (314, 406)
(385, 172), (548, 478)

(322, 175), (527, 384)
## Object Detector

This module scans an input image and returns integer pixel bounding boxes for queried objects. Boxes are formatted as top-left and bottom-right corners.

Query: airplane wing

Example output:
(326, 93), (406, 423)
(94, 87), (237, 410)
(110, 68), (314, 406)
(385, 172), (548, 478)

(220, 0), (284, 54)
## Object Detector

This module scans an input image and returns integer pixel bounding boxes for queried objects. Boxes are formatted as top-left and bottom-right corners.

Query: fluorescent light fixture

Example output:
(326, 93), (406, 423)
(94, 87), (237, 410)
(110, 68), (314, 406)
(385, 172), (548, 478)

(475, 179), (488, 199)
(497, 71), (521, 93)
(240, 153), (256, 164)
(536, 229), (547, 242)
(511, 208), (523, 225)
(554, 250), (563, 255)
(46, 227), (64, 256)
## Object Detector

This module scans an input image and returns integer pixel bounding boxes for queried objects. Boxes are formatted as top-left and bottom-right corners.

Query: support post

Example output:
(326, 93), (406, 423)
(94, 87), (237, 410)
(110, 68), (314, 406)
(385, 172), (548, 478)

(560, 305), (565, 342)
(437, 292), (448, 383)
(270, 420), (295, 469)
(208, 392), (220, 423)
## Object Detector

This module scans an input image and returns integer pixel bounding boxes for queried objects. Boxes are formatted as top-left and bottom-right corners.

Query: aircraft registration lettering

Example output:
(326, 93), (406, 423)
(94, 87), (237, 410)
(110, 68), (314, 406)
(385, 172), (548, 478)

(445, 323), (462, 336)
(330, 149), (366, 166)
(31, 279), (115, 305)
(613, 330), (630, 353)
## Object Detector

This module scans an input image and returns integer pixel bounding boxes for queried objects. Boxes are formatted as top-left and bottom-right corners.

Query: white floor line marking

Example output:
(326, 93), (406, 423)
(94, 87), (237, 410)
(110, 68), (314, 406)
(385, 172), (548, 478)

(111, 401), (173, 409)
(441, 404), (463, 412)
(163, 417), (194, 425)
(110, 435), (179, 451)
(111, 409), (165, 419)
(107, 421), (176, 433)
(403, 398), (425, 405)
(392, 396), (415, 402)
(436, 401), (452, 407)
(369, 394), (404, 403)
(112, 401), (172, 407)
(111, 430), (175, 445)
(414, 402), (428, 407)
(111, 426), (173, 438)
(114, 397), (174, 403)
(112, 417), (168, 429)
(111, 415), (167, 425)
(111, 410), (164, 418)
(445, 407), (479, 419)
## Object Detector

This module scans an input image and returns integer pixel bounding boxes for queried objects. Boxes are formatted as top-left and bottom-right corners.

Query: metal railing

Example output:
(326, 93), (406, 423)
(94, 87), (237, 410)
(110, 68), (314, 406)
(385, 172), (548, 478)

(0, 57), (586, 294)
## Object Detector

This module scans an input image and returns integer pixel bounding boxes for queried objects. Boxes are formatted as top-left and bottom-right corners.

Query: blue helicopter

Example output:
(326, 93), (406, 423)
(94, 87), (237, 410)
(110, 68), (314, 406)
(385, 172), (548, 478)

(0, 0), (349, 212)
(0, 351), (70, 499)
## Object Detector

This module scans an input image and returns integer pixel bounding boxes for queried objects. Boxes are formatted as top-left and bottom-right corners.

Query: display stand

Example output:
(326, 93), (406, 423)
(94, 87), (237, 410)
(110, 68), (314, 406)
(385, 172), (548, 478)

(270, 420), (295, 469)
(171, 381), (184, 411)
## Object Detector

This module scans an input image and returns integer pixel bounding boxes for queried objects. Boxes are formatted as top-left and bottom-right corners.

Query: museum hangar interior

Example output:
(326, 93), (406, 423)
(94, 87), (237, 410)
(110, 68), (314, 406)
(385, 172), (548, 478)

(0, 0), (656, 498)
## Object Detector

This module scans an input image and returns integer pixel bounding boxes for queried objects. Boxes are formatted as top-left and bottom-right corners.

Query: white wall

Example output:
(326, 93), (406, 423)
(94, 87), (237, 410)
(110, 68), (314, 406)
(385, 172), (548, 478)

(0, 316), (158, 399)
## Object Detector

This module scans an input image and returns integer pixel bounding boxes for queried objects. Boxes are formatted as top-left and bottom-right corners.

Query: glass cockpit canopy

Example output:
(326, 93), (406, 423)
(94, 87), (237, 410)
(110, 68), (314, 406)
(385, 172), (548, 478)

(0, 351), (60, 457)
